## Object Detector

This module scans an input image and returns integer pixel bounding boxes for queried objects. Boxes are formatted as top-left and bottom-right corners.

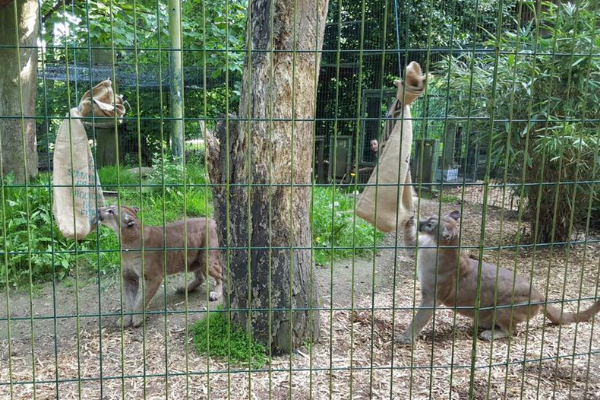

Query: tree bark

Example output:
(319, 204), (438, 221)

(0, 0), (39, 182)
(168, 0), (184, 161)
(206, 0), (328, 354)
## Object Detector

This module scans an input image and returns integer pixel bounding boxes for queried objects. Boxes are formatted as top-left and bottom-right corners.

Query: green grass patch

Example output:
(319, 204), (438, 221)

(191, 309), (268, 369)
(418, 190), (459, 204)
(97, 165), (141, 188)
(2, 162), (385, 286)
(311, 186), (385, 265)
(100, 160), (213, 225)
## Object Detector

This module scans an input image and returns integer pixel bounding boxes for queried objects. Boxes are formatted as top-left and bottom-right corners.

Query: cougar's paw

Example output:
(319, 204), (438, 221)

(175, 286), (188, 295)
(479, 330), (508, 341)
(120, 314), (133, 328)
(394, 334), (414, 346)
(131, 314), (145, 328)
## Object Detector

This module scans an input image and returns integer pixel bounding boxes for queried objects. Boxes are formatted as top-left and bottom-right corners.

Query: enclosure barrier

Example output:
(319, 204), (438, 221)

(0, 0), (599, 398)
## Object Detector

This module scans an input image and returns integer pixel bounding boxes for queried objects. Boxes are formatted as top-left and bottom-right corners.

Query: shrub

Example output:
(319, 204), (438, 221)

(311, 187), (385, 265)
(0, 173), (119, 286)
(118, 156), (213, 224)
(437, 1), (600, 242)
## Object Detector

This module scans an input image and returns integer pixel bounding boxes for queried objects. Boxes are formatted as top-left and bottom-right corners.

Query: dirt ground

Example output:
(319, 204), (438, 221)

(1, 196), (599, 399)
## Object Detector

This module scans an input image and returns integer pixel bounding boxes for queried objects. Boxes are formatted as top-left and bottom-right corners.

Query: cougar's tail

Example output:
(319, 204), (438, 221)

(543, 299), (600, 324)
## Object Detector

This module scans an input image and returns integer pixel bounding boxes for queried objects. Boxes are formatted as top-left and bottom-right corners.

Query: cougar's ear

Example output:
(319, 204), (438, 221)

(132, 207), (140, 214)
(393, 79), (402, 88)
(448, 210), (461, 221)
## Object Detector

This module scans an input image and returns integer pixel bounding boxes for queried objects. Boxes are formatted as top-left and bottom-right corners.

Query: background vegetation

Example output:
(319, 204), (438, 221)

(436, 1), (600, 242)
(5, 0), (599, 286)
(1, 157), (381, 286)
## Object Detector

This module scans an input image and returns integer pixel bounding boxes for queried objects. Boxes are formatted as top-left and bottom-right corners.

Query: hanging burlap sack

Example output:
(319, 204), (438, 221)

(53, 80), (125, 240)
(355, 61), (427, 232)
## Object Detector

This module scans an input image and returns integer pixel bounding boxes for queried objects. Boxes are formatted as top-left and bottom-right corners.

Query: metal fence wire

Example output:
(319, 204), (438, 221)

(0, 0), (599, 398)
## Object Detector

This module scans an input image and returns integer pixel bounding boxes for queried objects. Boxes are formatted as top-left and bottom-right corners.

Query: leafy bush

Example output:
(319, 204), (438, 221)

(192, 309), (268, 369)
(100, 157), (213, 226)
(437, 1), (600, 242)
(2, 165), (383, 285)
(0, 173), (119, 286)
(527, 132), (600, 239)
(148, 153), (207, 189)
(311, 187), (385, 265)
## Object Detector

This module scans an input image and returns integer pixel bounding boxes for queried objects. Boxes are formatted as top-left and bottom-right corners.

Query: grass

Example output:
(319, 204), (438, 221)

(311, 186), (385, 265)
(191, 308), (268, 369)
(1, 161), (385, 286)
(418, 190), (459, 204)
(96, 165), (141, 188)
(0, 173), (120, 286)
(100, 160), (213, 226)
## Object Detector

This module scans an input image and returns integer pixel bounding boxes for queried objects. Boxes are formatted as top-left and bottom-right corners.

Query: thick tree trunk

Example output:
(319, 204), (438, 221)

(0, 0), (39, 182)
(206, 0), (328, 354)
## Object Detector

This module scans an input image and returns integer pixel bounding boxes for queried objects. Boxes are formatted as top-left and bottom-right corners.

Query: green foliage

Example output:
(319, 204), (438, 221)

(100, 157), (213, 226)
(437, 1), (600, 241)
(0, 173), (118, 286)
(97, 165), (141, 188)
(192, 309), (268, 369)
(39, 0), (245, 159)
(527, 132), (600, 239)
(183, 0), (247, 78)
(3, 164), (384, 285)
(311, 187), (384, 265)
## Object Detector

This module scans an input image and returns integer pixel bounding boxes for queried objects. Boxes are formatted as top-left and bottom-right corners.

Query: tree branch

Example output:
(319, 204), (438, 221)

(42, 0), (76, 23)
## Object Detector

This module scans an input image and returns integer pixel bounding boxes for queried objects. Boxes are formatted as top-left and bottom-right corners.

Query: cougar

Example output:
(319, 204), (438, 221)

(396, 210), (600, 344)
(99, 205), (224, 327)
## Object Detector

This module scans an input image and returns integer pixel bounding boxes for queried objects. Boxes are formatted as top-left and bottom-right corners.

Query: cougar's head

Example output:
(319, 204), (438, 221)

(98, 205), (140, 234)
(418, 210), (461, 245)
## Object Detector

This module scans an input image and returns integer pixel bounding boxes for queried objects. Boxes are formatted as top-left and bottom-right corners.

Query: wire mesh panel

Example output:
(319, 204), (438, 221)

(0, 0), (599, 399)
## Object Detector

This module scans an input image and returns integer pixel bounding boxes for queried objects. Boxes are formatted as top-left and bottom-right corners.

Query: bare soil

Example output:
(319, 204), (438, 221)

(1, 197), (599, 399)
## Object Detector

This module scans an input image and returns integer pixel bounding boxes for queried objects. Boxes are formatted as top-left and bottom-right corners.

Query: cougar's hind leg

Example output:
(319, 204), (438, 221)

(176, 262), (205, 294)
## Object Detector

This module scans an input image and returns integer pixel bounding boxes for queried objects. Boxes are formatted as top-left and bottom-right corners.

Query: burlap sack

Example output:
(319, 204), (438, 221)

(355, 62), (427, 232)
(53, 80), (125, 240)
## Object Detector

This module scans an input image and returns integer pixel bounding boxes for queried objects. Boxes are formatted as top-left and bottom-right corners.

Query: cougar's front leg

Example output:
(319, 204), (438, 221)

(404, 216), (417, 259)
(122, 270), (139, 327)
(131, 275), (162, 328)
(396, 290), (438, 345)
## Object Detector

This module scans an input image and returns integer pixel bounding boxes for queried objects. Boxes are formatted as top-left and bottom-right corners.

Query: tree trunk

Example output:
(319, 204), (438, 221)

(206, 0), (328, 354)
(0, 0), (39, 182)
(95, 128), (119, 168)
(168, 0), (183, 161)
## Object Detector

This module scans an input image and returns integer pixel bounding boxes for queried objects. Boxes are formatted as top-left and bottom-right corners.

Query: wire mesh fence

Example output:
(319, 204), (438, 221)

(0, 0), (599, 398)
